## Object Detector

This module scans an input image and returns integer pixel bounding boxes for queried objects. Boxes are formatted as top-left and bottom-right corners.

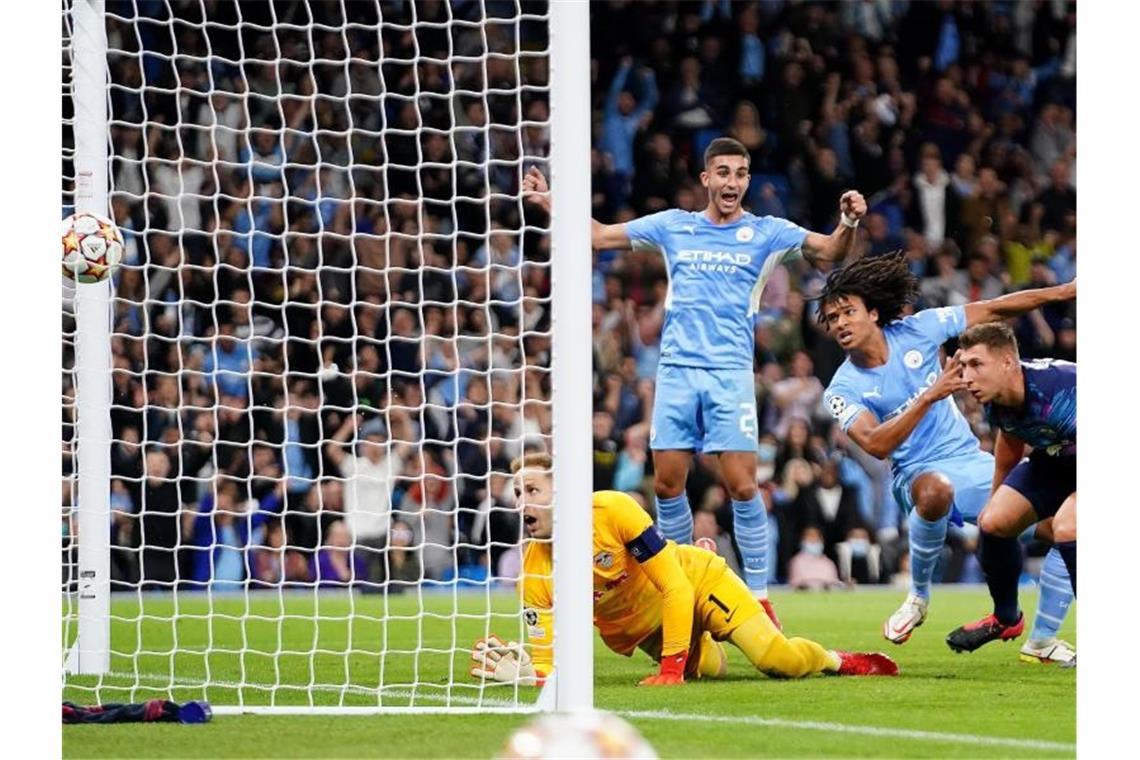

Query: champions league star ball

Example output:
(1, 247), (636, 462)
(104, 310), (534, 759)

(499, 710), (658, 760)
(62, 212), (124, 283)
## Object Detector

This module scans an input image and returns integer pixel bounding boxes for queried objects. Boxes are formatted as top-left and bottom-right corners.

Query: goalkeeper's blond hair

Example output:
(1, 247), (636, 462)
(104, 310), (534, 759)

(510, 452), (553, 474)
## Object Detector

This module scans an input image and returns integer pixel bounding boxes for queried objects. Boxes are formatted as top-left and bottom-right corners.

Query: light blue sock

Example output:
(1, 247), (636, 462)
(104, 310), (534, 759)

(732, 495), (768, 595)
(656, 493), (693, 545)
(1030, 547), (1074, 641)
(907, 510), (949, 601)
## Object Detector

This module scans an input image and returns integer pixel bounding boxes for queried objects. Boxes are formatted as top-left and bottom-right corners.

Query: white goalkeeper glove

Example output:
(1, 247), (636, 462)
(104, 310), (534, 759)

(469, 635), (537, 686)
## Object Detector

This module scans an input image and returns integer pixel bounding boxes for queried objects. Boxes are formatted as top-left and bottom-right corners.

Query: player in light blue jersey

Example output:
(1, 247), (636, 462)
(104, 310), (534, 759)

(818, 253), (1076, 651)
(523, 137), (868, 628)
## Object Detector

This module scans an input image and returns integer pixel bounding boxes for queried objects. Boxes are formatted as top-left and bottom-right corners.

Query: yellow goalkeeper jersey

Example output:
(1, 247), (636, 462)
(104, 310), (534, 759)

(521, 490), (727, 678)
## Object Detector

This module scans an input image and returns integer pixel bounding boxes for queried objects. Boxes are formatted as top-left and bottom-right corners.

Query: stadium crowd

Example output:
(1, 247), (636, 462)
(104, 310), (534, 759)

(61, 0), (1076, 594)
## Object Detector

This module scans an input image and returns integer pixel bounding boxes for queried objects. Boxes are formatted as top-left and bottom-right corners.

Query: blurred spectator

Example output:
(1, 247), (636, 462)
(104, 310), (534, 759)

(386, 519), (422, 591)
(593, 411), (619, 491)
(249, 518), (285, 587)
(1038, 159), (1076, 233)
(325, 414), (409, 586)
(396, 449), (457, 581)
(910, 143), (962, 249)
(770, 352), (824, 437)
(776, 418), (824, 473)
(694, 509), (742, 578)
(601, 57), (658, 210)
(138, 449), (181, 590)
(960, 168), (1009, 251)
(953, 252), (1005, 303)
(613, 425), (650, 493)
(790, 459), (864, 562)
(835, 527), (881, 585)
(315, 520), (367, 589)
(788, 527), (841, 591)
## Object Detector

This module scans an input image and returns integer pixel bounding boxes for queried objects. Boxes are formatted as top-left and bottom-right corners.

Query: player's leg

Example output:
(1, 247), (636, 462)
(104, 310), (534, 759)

(941, 452), (1075, 661)
(728, 614), (839, 678)
(907, 471), (955, 600)
(1053, 493), (1076, 595)
(1021, 525), (1076, 664)
(636, 622), (727, 680)
(975, 485), (1038, 623)
(949, 455), (1075, 652)
(949, 454), (1073, 662)
(1021, 544), (1071, 660)
(717, 451), (769, 593)
(691, 632), (728, 679)
(945, 484), (1037, 652)
(697, 562), (897, 678)
(653, 450), (695, 543)
(702, 368), (780, 625)
(650, 366), (701, 545)
(696, 563), (837, 677)
(883, 470), (953, 643)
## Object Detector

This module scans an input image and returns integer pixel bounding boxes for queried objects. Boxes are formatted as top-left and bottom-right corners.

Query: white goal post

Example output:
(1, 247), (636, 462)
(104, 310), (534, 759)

(61, 0), (592, 714)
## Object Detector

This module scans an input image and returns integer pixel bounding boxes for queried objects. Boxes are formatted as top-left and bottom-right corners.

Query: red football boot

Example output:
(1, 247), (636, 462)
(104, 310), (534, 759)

(945, 612), (1025, 653)
(835, 651), (900, 676)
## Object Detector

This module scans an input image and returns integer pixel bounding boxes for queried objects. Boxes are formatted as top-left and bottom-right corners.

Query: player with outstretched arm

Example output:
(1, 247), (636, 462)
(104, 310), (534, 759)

(945, 323), (1076, 663)
(818, 253), (1076, 662)
(468, 453), (898, 687)
(523, 137), (866, 628)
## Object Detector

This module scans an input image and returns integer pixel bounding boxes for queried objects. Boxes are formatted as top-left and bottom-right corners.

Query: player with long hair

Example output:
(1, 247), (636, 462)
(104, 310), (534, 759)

(818, 252), (1076, 662)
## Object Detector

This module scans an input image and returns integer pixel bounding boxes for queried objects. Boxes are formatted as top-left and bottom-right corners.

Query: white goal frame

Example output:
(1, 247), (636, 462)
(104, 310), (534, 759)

(62, 0), (592, 714)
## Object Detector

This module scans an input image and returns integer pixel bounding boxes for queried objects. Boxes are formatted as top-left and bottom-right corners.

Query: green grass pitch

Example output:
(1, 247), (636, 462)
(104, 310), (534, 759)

(63, 587), (1074, 758)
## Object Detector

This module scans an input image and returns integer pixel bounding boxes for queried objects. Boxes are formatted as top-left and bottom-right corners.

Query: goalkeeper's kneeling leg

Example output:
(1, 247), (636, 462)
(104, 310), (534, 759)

(728, 613), (837, 679)
(690, 631), (728, 679)
(639, 629), (727, 679)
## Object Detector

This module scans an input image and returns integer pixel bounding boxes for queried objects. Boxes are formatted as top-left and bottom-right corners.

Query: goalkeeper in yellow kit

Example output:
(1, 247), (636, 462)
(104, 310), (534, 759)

(470, 454), (898, 686)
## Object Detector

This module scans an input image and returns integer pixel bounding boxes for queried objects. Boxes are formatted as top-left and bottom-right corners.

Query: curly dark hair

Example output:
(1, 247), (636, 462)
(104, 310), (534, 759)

(816, 251), (919, 327)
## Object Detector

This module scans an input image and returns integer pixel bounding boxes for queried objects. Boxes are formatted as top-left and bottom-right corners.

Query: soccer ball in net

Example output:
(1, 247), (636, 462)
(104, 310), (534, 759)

(61, 212), (124, 283)
(499, 710), (659, 760)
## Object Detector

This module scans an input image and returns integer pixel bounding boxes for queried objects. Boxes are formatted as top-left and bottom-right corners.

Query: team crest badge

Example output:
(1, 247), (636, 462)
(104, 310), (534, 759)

(523, 608), (539, 626)
(904, 350), (923, 369)
(735, 226), (755, 243)
(593, 551), (614, 569)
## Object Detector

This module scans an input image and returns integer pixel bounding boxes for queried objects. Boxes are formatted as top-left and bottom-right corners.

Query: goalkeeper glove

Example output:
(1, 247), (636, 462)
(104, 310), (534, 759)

(469, 635), (538, 686)
(639, 650), (688, 686)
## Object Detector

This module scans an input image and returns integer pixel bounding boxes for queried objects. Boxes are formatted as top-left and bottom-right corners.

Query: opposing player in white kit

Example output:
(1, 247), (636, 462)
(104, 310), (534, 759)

(524, 137), (867, 628)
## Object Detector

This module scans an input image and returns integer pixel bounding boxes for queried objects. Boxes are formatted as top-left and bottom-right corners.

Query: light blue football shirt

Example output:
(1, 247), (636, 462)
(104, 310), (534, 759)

(624, 209), (808, 370)
(823, 305), (982, 473)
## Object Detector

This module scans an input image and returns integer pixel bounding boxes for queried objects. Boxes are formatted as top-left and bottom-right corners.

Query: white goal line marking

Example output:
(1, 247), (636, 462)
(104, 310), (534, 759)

(619, 710), (1076, 754)
(87, 671), (1074, 752)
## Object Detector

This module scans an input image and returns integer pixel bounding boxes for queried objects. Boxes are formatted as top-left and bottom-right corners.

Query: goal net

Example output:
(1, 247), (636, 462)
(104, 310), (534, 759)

(61, 0), (591, 714)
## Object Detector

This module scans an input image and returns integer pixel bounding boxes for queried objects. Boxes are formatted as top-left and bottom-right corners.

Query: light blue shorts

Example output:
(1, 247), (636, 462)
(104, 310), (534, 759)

(892, 451), (995, 526)
(650, 365), (758, 454)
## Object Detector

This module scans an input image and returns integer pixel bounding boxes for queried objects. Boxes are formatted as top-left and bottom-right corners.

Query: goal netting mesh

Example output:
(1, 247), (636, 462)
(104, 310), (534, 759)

(62, 0), (557, 712)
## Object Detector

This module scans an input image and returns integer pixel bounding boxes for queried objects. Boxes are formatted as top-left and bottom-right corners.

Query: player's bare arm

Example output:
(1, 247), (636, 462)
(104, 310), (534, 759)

(963, 279), (1076, 327)
(990, 428), (1028, 495)
(845, 354), (966, 459)
(522, 166), (631, 250)
(802, 190), (867, 266)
